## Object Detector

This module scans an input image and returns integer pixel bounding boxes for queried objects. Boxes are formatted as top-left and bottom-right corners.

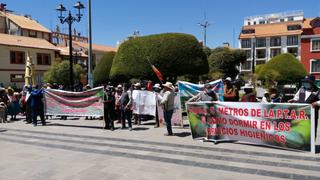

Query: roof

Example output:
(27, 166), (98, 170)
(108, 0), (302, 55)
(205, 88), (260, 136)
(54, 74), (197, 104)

(73, 41), (117, 52)
(0, 33), (59, 50)
(302, 18), (313, 29)
(0, 11), (50, 33)
(57, 46), (88, 58)
(240, 21), (303, 39)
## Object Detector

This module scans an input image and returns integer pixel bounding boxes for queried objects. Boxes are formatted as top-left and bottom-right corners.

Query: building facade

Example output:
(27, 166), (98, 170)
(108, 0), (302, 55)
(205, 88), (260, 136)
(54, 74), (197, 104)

(301, 18), (320, 78)
(239, 11), (304, 72)
(0, 33), (59, 87)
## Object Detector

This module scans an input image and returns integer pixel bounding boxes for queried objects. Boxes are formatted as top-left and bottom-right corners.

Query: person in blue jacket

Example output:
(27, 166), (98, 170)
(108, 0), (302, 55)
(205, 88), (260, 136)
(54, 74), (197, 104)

(30, 85), (45, 126)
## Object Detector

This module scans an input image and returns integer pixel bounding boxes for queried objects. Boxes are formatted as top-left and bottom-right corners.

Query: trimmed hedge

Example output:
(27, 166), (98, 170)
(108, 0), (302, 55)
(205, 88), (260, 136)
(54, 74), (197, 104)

(110, 33), (209, 82)
(93, 51), (116, 85)
(256, 53), (307, 84)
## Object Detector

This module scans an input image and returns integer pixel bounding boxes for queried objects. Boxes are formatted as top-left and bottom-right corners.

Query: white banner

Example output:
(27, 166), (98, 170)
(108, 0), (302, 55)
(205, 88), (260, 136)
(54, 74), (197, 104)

(132, 90), (156, 116)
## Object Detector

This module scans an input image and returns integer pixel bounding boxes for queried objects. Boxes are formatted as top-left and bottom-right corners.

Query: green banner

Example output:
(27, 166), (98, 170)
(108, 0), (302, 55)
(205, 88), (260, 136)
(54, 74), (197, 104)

(187, 102), (314, 152)
(45, 87), (104, 117)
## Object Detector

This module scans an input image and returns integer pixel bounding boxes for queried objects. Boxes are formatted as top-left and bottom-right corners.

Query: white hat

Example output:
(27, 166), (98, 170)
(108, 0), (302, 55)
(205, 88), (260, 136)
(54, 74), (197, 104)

(134, 82), (141, 87)
(226, 77), (232, 81)
(117, 84), (122, 88)
(162, 82), (174, 90)
(153, 83), (161, 89)
(264, 90), (269, 94)
(242, 83), (254, 89)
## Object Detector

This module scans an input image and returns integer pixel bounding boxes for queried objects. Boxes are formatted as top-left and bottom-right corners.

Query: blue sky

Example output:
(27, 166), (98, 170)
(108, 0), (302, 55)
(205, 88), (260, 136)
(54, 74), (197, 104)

(4, 0), (320, 48)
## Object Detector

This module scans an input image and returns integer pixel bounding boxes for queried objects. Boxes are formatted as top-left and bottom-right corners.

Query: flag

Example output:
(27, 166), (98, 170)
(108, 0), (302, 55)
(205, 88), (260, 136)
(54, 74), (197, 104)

(151, 65), (164, 82)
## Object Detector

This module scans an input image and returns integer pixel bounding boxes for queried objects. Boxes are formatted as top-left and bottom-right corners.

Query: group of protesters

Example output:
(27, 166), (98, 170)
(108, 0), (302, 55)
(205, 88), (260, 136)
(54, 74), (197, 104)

(1, 74), (319, 137)
(102, 81), (175, 136)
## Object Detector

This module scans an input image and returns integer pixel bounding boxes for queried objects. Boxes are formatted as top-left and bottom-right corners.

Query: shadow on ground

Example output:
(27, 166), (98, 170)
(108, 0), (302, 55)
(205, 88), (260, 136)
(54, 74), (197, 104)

(47, 123), (103, 129)
(174, 132), (191, 137)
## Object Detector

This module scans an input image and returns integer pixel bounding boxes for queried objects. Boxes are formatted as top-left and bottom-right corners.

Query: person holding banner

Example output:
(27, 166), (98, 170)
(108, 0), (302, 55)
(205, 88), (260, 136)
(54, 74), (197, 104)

(153, 83), (162, 128)
(289, 75), (320, 137)
(187, 83), (217, 102)
(157, 82), (175, 136)
(104, 86), (115, 131)
(30, 85), (45, 126)
(120, 84), (133, 131)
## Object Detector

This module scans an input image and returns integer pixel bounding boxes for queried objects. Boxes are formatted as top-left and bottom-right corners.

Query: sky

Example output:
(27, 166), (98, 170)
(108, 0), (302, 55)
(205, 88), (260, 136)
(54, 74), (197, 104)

(3, 0), (320, 48)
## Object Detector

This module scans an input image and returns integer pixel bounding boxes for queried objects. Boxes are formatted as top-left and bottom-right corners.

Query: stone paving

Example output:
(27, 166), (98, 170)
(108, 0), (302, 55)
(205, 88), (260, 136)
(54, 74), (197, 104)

(0, 116), (320, 180)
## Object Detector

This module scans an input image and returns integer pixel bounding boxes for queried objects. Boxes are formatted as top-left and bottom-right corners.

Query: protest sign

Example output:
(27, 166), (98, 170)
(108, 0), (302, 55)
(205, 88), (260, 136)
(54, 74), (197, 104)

(158, 93), (183, 126)
(178, 80), (224, 110)
(132, 90), (156, 116)
(45, 87), (104, 116)
(186, 101), (315, 152)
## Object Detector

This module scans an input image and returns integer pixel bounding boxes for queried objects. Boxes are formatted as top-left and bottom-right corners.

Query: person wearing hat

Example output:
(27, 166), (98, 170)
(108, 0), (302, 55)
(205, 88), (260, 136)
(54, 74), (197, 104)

(114, 84), (123, 124)
(223, 77), (239, 102)
(261, 90), (270, 103)
(153, 83), (162, 128)
(240, 84), (257, 102)
(188, 83), (217, 102)
(132, 82), (142, 125)
(289, 75), (320, 137)
(157, 82), (175, 136)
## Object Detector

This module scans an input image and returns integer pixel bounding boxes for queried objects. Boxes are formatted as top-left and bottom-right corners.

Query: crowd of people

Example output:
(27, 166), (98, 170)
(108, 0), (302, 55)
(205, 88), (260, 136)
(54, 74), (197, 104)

(0, 74), (319, 136)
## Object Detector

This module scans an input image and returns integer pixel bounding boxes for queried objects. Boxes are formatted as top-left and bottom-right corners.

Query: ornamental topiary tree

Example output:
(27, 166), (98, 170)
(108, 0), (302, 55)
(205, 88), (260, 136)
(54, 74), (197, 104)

(110, 33), (209, 82)
(208, 47), (247, 79)
(256, 53), (307, 85)
(44, 60), (84, 86)
(93, 51), (116, 85)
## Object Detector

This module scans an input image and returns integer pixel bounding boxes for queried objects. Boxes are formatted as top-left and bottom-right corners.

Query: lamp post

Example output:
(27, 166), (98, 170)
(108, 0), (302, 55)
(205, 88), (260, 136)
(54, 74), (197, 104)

(56, 1), (85, 91)
(198, 21), (210, 47)
(251, 36), (256, 74)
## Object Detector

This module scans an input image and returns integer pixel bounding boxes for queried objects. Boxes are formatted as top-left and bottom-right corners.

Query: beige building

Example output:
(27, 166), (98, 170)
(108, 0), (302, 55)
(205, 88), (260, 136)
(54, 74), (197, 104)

(0, 33), (59, 87)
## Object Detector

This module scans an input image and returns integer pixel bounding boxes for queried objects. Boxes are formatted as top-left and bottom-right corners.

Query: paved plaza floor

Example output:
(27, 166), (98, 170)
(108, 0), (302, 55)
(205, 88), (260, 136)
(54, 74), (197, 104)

(0, 116), (320, 180)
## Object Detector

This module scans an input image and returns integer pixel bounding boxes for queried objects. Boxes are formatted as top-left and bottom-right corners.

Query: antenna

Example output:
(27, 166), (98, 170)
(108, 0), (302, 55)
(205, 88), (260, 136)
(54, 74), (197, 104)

(198, 8), (210, 47)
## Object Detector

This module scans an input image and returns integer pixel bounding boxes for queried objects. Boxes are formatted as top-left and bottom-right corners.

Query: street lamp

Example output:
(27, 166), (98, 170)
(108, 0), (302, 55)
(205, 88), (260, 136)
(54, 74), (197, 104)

(251, 35), (256, 74)
(56, 1), (85, 91)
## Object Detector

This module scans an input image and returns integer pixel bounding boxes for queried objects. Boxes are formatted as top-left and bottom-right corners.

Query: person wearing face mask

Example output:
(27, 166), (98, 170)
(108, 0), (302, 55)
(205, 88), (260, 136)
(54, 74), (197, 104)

(288, 75), (319, 137)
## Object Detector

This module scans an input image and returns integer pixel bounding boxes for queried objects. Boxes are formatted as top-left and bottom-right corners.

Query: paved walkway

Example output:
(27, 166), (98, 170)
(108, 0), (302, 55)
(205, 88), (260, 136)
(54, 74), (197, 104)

(0, 117), (320, 180)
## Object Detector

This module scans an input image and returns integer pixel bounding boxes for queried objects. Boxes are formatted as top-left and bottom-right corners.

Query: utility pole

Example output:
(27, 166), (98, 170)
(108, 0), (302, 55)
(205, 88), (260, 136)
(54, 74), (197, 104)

(88, 0), (93, 87)
(198, 21), (210, 47)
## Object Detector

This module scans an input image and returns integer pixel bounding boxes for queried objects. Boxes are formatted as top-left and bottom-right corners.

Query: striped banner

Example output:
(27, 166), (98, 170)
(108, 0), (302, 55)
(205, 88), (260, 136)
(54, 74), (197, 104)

(178, 79), (224, 110)
(44, 87), (104, 117)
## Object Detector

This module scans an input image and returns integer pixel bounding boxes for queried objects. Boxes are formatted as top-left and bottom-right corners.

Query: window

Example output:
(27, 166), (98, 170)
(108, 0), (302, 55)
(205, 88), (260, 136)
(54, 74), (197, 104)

(256, 49), (266, 59)
(241, 61), (251, 71)
(280, 19), (285, 22)
(311, 39), (320, 51)
(270, 48), (281, 58)
(241, 39), (251, 48)
(253, 21), (256, 25)
(287, 35), (298, 46)
(270, 37), (281, 47)
(245, 50), (251, 59)
(311, 60), (320, 73)
(10, 74), (25, 82)
(29, 30), (37, 37)
(241, 29), (255, 34)
(256, 60), (266, 65)
(259, 20), (265, 24)
(256, 38), (266, 47)
(287, 25), (301, 31)
(37, 53), (51, 65)
(247, 22), (251, 26)
(287, 47), (298, 57)
(10, 51), (25, 64)
(288, 16), (294, 21)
